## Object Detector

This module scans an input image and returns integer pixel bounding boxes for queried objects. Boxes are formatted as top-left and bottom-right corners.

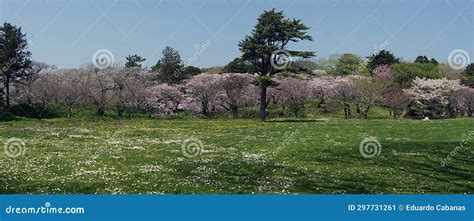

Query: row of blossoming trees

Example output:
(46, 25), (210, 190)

(311, 65), (474, 119)
(2, 9), (473, 120)
(11, 62), (473, 120)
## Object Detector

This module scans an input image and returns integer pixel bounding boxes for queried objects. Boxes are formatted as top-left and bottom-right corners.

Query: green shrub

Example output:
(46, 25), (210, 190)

(390, 63), (441, 87)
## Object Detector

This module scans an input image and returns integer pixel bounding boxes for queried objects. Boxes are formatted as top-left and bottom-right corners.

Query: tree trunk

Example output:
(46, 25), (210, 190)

(401, 107), (408, 119)
(96, 106), (105, 116)
(5, 77), (10, 108)
(317, 99), (325, 108)
(231, 105), (238, 119)
(117, 108), (123, 118)
(344, 102), (351, 119)
(201, 100), (209, 116)
(259, 85), (267, 122)
(67, 106), (73, 119)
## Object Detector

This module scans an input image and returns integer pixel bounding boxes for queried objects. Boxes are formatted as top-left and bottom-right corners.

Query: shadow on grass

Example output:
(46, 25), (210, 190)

(266, 118), (327, 123)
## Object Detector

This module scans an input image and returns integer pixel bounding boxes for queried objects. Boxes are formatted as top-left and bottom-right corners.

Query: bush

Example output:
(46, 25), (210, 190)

(391, 63), (441, 87)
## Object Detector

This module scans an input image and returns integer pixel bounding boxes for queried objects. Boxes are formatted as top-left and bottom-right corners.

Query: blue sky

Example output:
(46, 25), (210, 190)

(0, 0), (473, 69)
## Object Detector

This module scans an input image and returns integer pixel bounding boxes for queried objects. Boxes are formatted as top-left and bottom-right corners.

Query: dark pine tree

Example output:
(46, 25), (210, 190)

(239, 9), (314, 121)
(0, 22), (32, 108)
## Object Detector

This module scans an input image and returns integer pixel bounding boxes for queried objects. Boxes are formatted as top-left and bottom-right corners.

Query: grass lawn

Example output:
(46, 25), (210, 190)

(0, 117), (472, 194)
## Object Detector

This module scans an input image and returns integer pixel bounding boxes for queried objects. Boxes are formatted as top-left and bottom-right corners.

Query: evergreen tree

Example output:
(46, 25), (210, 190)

(462, 63), (474, 87)
(239, 9), (314, 121)
(157, 46), (183, 84)
(223, 57), (253, 73)
(0, 22), (32, 108)
(125, 54), (146, 68)
(366, 50), (399, 73)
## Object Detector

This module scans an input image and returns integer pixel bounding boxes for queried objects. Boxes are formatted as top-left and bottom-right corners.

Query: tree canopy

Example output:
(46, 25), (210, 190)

(157, 46), (183, 84)
(414, 55), (438, 65)
(366, 50), (399, 73)
(125, 54), (146, 68)
(391, 63), (441, 88)
(335, 54), (363, 76)
(462, 63), (474, 87)
(223, 57), (253, 73)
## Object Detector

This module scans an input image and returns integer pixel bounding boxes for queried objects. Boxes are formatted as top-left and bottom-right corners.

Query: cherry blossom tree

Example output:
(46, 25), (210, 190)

(462, 88), (474, 117)
(19, 74), (59, 119)
(373, 65), (394, 81)
(277, 77), (311, 117)
(110, 68), (149, 118)
(217, 73), (256, 118)
(353, 75), (390, 119)
(81, 64), (115, 116)
(56, 71), (87, 118)
(329, 76), (358, 119)
(451, 87), (474, 117)
(378, 88), (411, 118)
(404, 77), (464, 117)
(145, 84), (183, 118)
(185, 73), (222, 116)
(309, 76), (335, 112)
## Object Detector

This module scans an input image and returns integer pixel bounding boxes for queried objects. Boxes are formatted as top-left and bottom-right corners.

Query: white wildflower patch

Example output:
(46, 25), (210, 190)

(257, 177), (295, 193)
(139, 165), (164, 173)
(68, 134), (99, 139)
(125, 146), (144, 150)
(157, 139), (182, 144)
(75, 128), (91, 133)
(194, 158), (214, 164)
(106, 140), (126, 145)
(104, 187), (124, 194)
(48, 132), (61, 137)
(192, 166), (217, 177)
(242, 153), (268, 165)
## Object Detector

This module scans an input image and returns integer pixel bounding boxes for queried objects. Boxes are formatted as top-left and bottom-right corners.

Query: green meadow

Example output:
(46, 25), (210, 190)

(1, 117), (472, 194)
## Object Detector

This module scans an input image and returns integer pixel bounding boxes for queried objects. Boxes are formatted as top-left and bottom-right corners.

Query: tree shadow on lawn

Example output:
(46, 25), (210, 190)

(162, 138), (473, 194)
(171, 154), (398, 194)
(268, 140), (473, 194)
(266, 119), (327, 123)
(0, 177), (106, 194)
(351, 140), (471, 193)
